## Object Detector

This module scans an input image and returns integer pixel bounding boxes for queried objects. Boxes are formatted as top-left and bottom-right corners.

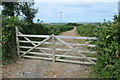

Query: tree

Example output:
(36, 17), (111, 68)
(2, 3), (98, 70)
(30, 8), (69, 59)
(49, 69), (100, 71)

(41, 20), (43, 23)
(2, 1), (38, 23)
(2, 2), (15, 16)
(21, 2), (38, 23)
(2, 2), (22, 17)
(103, 19), (106, 23)
(37, 19), (40, 23)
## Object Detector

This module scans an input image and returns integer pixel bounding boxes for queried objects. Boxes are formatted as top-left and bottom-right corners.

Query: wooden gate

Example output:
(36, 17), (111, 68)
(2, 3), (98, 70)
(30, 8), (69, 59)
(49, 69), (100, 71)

(16, 27), (97, 65)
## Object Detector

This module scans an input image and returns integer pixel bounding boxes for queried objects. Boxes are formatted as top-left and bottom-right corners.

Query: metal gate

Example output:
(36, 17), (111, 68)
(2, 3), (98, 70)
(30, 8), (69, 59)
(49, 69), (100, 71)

(16, 27), (97, 65)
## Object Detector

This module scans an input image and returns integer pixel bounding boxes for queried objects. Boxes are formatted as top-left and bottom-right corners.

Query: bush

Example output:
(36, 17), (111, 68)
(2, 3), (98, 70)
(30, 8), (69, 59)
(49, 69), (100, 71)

(46, 25), (73, 35)
(76, 24), (99, 37)
(66, 23), (82, 26)
(2, 16), (20, 64)
(93, 16), (120, 79)
(19, 24), (73, 35)
(76, 18), (120, 79)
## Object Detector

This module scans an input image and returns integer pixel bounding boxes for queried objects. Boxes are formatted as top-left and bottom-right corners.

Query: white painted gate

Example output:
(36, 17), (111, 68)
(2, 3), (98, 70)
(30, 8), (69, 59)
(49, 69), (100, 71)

(16, 27), (97, 65)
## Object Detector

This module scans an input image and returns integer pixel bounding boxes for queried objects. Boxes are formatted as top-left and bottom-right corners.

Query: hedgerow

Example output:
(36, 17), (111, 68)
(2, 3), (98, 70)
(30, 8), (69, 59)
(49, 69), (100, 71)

(76, 24), (99, 37)
(76, 15), (120, 79)
(93, 15), (120, 79)
(2, 16), (20, 64)
(46, 25), (73, 35)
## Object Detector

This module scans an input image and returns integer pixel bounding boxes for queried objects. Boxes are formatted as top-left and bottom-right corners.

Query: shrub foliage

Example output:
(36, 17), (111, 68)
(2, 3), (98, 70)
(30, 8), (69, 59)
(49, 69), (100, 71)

(2, 16), (19, 64)
(76, 16), (120, 79)
(76, 24), (99, 37)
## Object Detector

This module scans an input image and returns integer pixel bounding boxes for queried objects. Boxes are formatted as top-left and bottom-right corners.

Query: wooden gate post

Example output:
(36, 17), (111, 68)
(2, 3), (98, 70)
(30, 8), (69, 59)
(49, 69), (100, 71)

(16, 27), (20, 58)
(52, 34), (55, 62)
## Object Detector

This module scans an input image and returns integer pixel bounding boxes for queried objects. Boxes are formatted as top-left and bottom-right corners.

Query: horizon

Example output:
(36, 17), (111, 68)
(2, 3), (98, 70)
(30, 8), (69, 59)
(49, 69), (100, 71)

(34, 21), (105, 24)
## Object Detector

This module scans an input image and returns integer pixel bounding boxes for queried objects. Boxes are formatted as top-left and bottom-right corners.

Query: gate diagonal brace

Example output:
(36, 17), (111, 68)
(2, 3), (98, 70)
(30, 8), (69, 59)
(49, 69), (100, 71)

(54, 36), (96, 65)
(19, 32), (52, 58)
(56, 41), (84, 59)
(20, 35), (52, 57)
(56, 44), (81, 59)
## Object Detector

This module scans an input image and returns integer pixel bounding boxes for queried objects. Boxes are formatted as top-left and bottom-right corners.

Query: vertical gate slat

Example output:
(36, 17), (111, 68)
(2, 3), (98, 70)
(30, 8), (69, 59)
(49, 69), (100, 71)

(16, 27), (20, 57)
(52, 34), (55, 62)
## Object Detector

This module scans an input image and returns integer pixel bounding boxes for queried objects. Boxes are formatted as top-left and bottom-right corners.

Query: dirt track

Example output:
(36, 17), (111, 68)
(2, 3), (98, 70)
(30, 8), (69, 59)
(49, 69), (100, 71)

(2, 27), (92, 78)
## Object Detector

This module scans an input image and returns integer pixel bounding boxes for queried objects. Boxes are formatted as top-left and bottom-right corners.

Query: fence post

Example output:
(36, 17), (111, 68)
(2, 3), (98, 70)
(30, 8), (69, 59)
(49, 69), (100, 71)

(16, 27), (20, 58)
(52, 34), (55, 62)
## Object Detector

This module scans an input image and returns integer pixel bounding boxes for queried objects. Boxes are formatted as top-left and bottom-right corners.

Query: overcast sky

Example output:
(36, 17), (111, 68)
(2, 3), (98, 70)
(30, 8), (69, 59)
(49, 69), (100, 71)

(33, 0), (119, 23)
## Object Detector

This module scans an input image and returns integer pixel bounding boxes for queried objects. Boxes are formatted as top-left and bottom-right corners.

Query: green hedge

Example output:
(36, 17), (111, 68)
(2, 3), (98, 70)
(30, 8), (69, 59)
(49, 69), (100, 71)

(66, 23), (81, 26)
(19, 24), (73, 35)
(2, 16), (19, 64)
(93, 18), (120, 79)
(46, 25), (73, 35)
(76, 17), (120, 79)
(76, 24), (99, 37)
